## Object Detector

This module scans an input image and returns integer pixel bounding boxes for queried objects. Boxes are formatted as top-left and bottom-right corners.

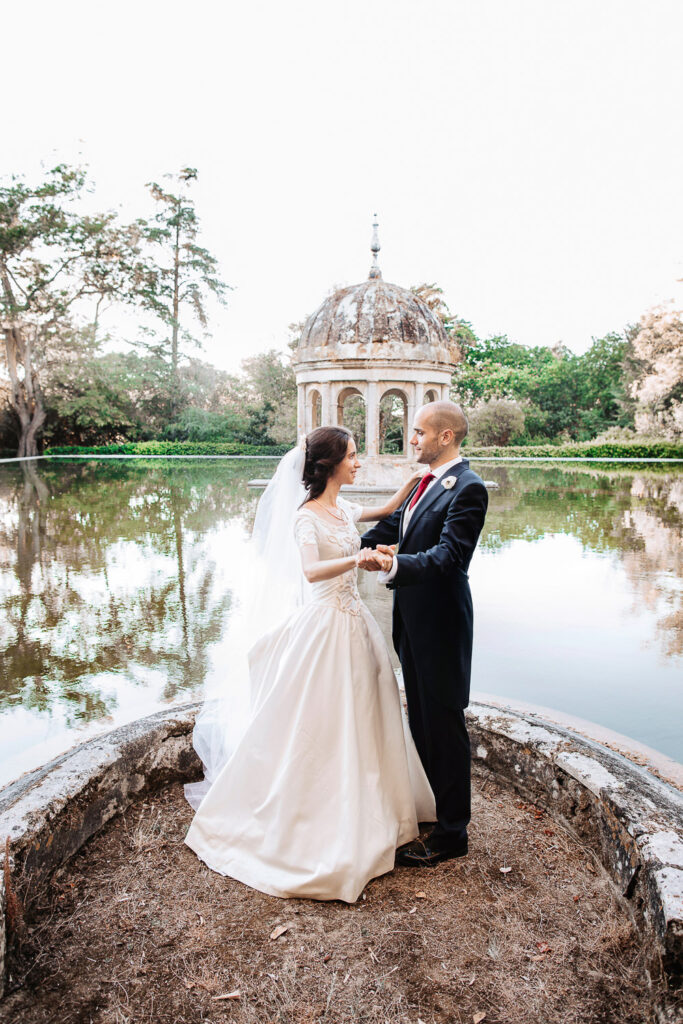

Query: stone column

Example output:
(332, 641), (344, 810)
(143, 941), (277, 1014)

(414, 381), (425, 409)
(366, 381), (379, 457)
(405, 383), (416, 456)
(321, 382), (333, 427)
(297, 384), (306, 437)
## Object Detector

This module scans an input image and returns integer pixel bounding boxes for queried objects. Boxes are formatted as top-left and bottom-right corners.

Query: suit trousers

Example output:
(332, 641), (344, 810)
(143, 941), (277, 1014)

(397, 615), (471, 845)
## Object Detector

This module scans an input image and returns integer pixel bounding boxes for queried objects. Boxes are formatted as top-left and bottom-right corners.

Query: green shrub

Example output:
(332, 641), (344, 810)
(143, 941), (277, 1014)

(38, 439), (683, 460)
(462, 441), (683, 459)
(44, 440), (291, 457)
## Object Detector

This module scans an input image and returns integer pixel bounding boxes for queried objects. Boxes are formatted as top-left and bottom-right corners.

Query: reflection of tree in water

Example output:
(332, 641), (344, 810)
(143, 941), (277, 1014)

(481, 465), (638, 553)
(480, 463), (683, 660)
(0, 459), (269, 724)
(618, 476), (683, 658)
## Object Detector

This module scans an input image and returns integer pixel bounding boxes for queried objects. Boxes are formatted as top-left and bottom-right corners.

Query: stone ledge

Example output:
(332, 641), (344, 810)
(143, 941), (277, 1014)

(1, 700), (681, 1015)
(468, 703), (683, 1002)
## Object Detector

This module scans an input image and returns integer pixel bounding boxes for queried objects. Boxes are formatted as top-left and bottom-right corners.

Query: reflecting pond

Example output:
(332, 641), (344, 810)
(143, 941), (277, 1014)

(0, 457), (681, 786)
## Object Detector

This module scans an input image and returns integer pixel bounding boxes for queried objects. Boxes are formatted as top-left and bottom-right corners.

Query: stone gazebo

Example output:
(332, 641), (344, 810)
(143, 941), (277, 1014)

(293, 222), (460, 482)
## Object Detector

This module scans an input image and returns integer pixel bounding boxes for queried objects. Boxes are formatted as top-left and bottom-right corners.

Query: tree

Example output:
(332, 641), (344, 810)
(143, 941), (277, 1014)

(241, 349), (297, 444)
(467, 398), (526, 446)
(452, 332), (634, 443)
(629, 305), (683, 439)
(137, 168), (230, 406)
(410, 282), (475, 351)
(0, 377), (14, 451)
(0, 165), (143, 456)
(43, 347), (177, 446)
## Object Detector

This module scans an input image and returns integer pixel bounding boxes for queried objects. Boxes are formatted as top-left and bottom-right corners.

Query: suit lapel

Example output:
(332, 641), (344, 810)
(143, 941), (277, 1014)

(399, 482), (420, 538)
(401, 459), (469, 546)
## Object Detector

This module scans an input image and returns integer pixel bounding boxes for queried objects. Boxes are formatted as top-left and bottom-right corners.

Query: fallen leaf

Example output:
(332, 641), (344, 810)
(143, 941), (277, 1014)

(473, 1012), (487, 1023)
(499, 866), (512, 874)
(543, 829), (554, 836)
(270, 923), (291, 940)
(409, 906), (417, 914)
(536, 942), (552, 953)
(573, 895), (581, 902)
(212, 990), (241, 1001)
(530, 954), (546, 962)
(322, 953), (332, 963)
(468, 974), (476, 986)
(415, 890), (427, 899)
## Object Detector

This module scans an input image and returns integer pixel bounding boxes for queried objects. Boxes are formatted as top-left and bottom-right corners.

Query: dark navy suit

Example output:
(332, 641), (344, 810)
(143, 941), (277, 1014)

(361, 459), (488, 845)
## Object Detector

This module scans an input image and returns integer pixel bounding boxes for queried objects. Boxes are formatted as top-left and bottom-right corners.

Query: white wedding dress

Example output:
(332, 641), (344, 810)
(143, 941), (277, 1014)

(184, 498), (435, 903)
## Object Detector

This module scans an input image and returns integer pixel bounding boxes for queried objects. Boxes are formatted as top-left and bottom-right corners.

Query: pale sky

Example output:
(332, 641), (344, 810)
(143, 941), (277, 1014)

(4, 0), (683, 372)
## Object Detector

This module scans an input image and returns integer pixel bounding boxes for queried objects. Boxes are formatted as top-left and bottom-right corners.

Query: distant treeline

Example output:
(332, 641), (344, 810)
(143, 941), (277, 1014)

(1, 166), (681, 458)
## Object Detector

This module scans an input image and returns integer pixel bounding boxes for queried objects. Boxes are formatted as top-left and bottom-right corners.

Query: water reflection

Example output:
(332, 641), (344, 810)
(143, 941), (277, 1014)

(0, 458), (681, 782)
(477, 464), (683, 664)
(0, 460), (276, 783)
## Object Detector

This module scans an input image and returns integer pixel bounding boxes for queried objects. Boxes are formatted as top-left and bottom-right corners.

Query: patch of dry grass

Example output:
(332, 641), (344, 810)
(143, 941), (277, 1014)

(0, 777), (661, 1024)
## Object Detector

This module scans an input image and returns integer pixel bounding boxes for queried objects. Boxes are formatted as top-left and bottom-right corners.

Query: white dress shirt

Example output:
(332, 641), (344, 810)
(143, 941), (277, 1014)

(377, 456), (463, 584)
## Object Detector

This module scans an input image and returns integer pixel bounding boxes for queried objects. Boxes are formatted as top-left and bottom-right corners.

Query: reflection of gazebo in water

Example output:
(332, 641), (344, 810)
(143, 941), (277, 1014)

(293, 220), (460, 482)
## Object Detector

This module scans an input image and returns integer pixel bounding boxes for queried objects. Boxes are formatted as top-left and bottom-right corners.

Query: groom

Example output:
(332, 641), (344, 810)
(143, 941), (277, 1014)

(359, 401), (488, 867)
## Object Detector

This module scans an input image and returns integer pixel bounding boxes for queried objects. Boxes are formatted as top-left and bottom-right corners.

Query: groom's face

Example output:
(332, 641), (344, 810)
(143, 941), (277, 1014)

(410, 408), (441, 465)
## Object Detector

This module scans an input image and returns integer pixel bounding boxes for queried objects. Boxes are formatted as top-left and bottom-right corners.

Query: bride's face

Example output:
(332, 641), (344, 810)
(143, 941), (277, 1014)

(332, 438), (361, 486)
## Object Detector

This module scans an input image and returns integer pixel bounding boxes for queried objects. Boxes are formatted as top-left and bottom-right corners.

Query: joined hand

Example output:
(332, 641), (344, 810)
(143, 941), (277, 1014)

(357, 546), (395, 573)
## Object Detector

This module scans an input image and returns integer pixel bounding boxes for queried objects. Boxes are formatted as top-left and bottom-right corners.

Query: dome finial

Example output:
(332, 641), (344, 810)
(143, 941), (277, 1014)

(368, 214), (382, 279)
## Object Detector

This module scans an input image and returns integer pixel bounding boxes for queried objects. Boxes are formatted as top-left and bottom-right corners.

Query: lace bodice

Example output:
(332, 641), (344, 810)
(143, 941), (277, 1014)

(294, 498), (363, 615)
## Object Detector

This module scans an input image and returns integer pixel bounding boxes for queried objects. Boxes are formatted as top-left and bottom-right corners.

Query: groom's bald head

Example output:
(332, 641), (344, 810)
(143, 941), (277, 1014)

(411, 400), (468, 467)
(422, 401), (468, 446)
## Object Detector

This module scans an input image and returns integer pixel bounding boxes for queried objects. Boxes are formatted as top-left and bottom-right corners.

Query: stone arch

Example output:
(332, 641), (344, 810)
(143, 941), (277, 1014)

(379, 387), (409, 455)
(308, 387), (321, 431)
(336, 386), (366, 451)
(424, 388), (439, 404)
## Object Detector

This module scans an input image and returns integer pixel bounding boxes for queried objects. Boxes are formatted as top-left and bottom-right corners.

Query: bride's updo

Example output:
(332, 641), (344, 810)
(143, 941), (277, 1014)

(302, 426), (353, 501)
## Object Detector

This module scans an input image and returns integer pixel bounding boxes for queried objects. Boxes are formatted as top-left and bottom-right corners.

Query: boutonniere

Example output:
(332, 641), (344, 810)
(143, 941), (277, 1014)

(441, 476), (457, 490)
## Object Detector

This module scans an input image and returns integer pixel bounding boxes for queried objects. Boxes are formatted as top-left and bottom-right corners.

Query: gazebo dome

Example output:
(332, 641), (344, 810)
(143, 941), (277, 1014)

(293, 219), (460, 463)
(297, 278), (459, 370)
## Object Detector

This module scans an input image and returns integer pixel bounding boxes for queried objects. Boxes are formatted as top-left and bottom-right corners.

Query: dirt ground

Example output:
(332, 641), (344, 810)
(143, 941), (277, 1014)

(1, 776), (661, 1024)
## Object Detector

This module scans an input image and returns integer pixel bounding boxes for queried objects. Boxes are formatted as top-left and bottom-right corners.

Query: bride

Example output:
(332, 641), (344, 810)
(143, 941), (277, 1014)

(184, 426), (436, 903)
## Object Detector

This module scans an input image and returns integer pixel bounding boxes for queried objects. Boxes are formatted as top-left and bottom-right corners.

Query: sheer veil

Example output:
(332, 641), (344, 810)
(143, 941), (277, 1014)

(184, 440), (310, 810)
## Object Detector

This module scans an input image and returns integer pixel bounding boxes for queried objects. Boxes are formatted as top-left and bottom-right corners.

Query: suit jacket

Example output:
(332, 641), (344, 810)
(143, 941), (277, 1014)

(361, 459), (488, 710)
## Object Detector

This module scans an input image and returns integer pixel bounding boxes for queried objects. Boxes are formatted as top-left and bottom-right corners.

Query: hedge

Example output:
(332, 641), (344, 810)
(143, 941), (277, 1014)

(462, 441), (683, 459)
(33, 439), (683, 460)
(43, 440), (291, 457)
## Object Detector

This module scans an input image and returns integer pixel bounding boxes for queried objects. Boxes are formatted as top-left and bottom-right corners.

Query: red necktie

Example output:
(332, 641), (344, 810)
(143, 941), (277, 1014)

(408, 473), (435, 510)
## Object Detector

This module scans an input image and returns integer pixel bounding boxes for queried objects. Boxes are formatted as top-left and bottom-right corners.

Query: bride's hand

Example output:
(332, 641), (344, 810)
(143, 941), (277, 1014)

(357, 548), (393, 572)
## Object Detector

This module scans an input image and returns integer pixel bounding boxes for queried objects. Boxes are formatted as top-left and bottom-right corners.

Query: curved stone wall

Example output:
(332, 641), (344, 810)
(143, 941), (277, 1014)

(1, 701), (681, 1015)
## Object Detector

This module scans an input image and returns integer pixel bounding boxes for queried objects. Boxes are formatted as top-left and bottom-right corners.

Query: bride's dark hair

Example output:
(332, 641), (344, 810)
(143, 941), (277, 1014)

(302, 426), (353, 502)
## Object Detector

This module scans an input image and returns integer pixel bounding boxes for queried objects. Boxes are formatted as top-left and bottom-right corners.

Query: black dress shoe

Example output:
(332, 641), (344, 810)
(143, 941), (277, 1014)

(396, 837), (468, 868)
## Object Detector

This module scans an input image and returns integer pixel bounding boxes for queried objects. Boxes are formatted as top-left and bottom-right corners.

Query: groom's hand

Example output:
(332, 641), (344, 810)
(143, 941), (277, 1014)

(357, 548), (393, 572)
(376, 544), (397, 557)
